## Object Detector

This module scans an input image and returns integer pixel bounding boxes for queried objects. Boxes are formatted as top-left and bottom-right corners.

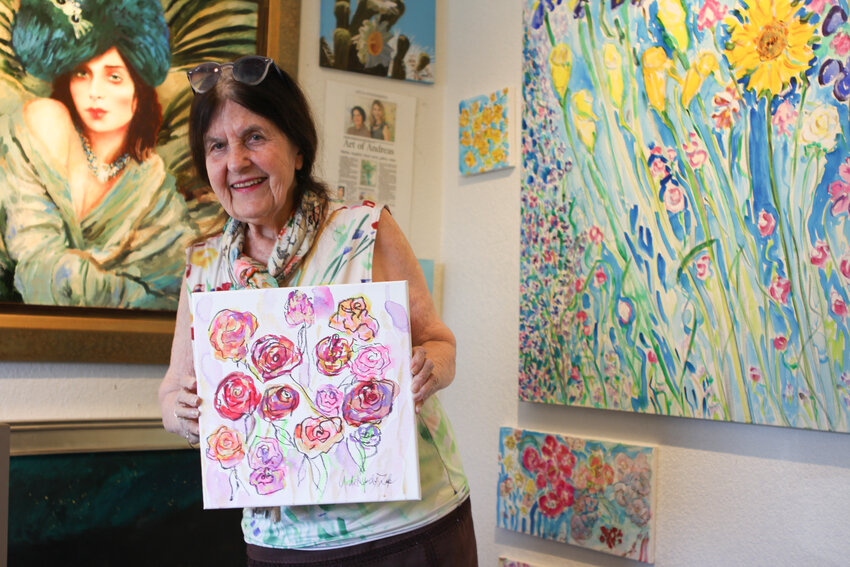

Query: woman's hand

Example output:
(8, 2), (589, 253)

(411, 345), (438, 413)
(171, 375), (201, 444)
(159, 280), (203, 445)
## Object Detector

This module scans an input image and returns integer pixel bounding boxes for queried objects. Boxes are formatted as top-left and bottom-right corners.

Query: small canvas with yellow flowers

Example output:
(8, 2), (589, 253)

(458, 87), (514, 175)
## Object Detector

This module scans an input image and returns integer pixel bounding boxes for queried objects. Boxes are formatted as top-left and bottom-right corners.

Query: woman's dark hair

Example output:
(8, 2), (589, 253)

(351, 106), (366, 121)
(50, 50), (161, 163)
(188, 62), (329, 205)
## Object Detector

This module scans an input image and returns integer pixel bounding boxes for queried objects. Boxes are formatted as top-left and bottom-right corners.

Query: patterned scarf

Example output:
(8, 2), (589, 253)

(221, 191), (326, 289)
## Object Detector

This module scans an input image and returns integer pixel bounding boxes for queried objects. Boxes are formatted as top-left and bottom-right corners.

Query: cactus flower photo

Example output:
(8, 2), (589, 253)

(319, 0), (435, 83)
(520, 0), (850, 432)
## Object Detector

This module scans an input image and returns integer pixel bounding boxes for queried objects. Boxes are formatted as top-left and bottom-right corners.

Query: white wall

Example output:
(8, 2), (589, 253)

(2, 2), (850, 566)
(439, 1), (850, 566)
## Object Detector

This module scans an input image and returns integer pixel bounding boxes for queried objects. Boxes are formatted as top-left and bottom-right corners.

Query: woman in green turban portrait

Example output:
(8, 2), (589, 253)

(0, 0), (197, 309)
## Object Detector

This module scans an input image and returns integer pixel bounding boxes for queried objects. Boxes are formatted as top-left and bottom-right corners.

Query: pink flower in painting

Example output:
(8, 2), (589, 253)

(249, 467), (286, 495)
(649, 156), (668, 179)
(293, 416), (344, 458)
(773, 336), (788, 350)
(582, 325), (593, 336)
(758, 209), (776, 236)
(695, 254), (712, 280)
(617, 298), (635, 325)
(350, 344), (392, 380)
(594, 268), (608, 287)
(576, 310), (588, 323)
(214, 372), (260, 421)
(570, 365), (581, 382)
(284, 290), (315, 326)
(209, 309), (258, 362)
(588, 225), (604, 244)
(840, 253), (850, 281)
(809, 0), (828, 13)
(315, 334), (353, 376)
(811, 240), (830, 267)
(749, 366), (762, 384)
(329, 297), (380, 341)
(772, 101), (797, 137)
(832, 33), (850, 57)
(342, 379), (400, 426)
(711, 86), (742, 130)
(251, 335), (302, 381)
(828, 181), (850, 217)
(521, 445), (544, 473)
(248, 437), (284, 470)
(259, 385), (300, 421)
(647, 350), (658, 364)
(831, 289), (849, 317)
(663, 183), (686, 213)
(314, 384), (344, 416)
(769, 276), (791, 305)
(574, 278), (585, 292)
(206, 425), (245, 469)
(683, 133), (708, 168)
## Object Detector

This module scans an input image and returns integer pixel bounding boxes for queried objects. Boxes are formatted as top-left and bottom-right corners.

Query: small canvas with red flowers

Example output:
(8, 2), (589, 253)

(497, 427), (657, 563)
(190, 281), (419, 508)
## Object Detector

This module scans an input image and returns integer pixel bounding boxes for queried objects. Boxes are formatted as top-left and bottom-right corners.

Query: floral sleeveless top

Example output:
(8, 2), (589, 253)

(184, 202), (469, 549)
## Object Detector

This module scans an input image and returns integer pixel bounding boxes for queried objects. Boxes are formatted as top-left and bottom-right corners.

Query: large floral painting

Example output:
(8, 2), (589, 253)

(191, 281), (418, 508)
(520, 0), (850, 432)
(497, 427), (656, 562)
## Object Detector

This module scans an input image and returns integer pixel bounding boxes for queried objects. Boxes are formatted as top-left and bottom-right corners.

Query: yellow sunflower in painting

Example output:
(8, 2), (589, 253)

(725, 0), (815, 97)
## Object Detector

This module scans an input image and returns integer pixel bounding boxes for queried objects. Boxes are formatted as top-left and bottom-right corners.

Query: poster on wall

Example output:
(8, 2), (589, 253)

(519, 1), (850, 432)
(190, 281), (419, 509)
(0, 0), (260, 311)
(322, 80), (415, 233)
(318, 0), (435, 83)
(497, 427), (656, 563)
(458, 87), (516, 176)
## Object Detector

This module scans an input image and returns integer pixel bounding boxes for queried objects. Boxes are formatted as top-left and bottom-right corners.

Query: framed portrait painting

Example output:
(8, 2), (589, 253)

(0, 0), (298, 363)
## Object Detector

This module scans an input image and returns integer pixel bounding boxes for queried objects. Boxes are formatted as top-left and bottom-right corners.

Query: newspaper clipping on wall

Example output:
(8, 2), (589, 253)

(322, 81), (416, 233)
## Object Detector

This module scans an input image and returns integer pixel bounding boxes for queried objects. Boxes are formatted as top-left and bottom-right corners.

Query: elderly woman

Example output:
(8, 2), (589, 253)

(158, 56), (477, 565)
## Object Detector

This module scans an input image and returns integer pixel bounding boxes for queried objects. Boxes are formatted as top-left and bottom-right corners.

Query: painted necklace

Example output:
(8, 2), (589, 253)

(77, 129), (130, 183)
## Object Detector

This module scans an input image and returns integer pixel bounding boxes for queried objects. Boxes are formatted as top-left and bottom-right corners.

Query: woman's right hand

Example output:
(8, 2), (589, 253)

(170, 374), (201, 444)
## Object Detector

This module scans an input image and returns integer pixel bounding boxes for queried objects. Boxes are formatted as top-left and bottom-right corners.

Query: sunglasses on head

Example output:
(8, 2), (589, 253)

(186, 55), (278, 94)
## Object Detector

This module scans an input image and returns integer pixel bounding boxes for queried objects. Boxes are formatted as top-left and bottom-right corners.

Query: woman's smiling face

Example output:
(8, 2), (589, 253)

(69, 47), (137, 136)
(204, 99), (303, 229)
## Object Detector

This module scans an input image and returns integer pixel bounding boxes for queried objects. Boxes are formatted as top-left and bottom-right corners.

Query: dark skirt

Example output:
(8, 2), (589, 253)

(246, 497), (478, 567)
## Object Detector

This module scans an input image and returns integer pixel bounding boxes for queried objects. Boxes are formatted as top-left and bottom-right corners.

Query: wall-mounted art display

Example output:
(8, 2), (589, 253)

(498, 558), (536, 567)
(190, 281), (419, 508)
(0, 0), (266, 311)
(319, 0), (435, 83)
(459, 87), (515, 176)
(497, 427), (656, 563)
(519, 0), (850, 432)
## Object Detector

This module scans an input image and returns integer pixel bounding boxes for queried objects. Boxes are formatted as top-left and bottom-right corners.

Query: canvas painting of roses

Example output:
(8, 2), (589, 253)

(497, 427), (657, 562)
(521, 0), (850, 432)
(190, 281), (418, 509)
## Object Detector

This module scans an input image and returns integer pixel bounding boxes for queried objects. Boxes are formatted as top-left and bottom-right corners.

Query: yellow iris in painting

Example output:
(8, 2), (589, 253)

(549, 43), (572, 99)
(724, 0), (815, 97)
(464, 151), (477, 169)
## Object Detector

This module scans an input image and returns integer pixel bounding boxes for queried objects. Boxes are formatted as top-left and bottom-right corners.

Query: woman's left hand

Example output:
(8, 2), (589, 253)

(411, 345), (439, 413)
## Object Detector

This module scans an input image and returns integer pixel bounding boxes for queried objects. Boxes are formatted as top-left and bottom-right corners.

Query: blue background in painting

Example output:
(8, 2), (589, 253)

(319, 0), (435, 52)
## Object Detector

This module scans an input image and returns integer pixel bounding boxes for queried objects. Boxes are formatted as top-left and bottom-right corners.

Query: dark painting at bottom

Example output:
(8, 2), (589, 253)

(9, 449), (244, 566)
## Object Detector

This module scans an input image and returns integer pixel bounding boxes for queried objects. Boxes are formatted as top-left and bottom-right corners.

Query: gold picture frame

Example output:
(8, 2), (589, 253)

(0, 0), (302, 364)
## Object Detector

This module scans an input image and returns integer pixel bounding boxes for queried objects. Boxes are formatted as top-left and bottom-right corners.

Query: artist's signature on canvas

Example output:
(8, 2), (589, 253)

(339, 472), (394, 489)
